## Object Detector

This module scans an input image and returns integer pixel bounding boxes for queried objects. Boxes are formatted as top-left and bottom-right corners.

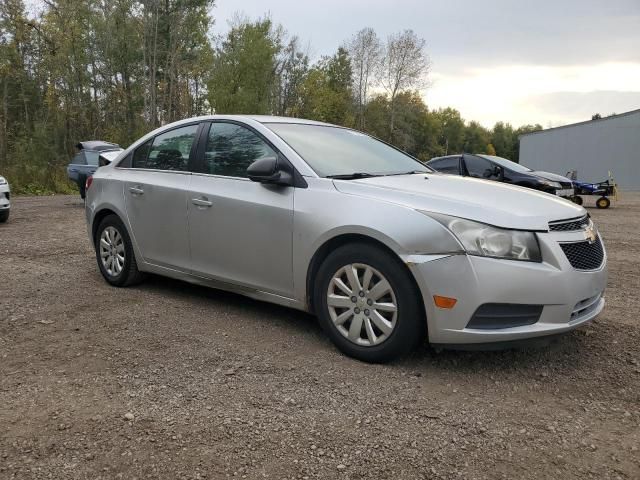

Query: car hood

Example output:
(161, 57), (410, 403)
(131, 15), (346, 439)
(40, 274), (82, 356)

(530, 170), (573, 183)
(333, 173), (585, 231)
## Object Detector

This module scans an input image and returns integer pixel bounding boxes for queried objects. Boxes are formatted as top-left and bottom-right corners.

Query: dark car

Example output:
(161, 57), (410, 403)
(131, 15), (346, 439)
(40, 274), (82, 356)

(426, 154), (575, 198)
(67, 141), (122, 198)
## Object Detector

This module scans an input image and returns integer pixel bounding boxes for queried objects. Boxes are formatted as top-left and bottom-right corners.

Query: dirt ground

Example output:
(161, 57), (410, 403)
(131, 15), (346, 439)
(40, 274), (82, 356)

(0, 193), (638, 480)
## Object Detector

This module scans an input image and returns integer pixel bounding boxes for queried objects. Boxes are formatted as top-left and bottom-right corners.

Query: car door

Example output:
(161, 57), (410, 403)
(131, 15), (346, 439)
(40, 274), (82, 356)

(68, 152), (90, 185)
(123, 123), (201, 271)
(187, 121), (294, 297)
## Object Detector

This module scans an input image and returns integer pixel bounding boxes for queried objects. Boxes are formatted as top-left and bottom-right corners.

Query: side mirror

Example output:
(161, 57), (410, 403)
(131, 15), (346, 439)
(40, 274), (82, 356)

(247, 156), (292, 186)
(247, 156), (279, 182)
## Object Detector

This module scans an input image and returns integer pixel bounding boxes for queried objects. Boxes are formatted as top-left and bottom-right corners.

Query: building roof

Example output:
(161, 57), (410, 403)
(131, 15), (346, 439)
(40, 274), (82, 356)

(519, 108), (640, 138)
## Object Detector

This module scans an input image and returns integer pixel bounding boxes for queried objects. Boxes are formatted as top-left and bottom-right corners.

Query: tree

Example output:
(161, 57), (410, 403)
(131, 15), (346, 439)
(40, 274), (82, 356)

(433, 107), (465, 154)
(273, 36), (309, 116)
(208, 17), (281, 114)
(346, 27), (381, 130)
(490, 122), (516, 159)
(378, 30), (429, 136)
(463, 121), (490, 154)
(296, 47), (353, 125)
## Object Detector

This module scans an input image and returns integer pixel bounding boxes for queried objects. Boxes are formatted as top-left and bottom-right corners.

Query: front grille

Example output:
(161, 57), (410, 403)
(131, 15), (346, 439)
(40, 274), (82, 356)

(560, 236), (604, 270)
(549, 215), (589, 232)
(466, 303), (543, 330)
(560, 181), (573, 189)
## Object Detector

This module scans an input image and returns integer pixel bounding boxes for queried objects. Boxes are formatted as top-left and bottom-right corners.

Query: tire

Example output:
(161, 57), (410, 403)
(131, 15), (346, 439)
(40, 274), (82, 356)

(572, 195), (583, 206)
(94, 214), (145, 287)
(79, 183), (86, 200)
(314, 243), (426, 363)
(0, 210), (8, 223)
(596, 197), (610, 209)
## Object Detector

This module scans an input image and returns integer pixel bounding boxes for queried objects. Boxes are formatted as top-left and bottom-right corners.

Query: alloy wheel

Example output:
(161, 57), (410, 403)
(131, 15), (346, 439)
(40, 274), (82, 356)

(99, 226), (125, 277)
(326, 263), (398, 346)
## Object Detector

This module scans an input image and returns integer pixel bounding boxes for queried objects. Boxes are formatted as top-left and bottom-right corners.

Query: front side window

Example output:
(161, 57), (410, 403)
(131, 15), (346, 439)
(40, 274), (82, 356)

(204, 122), (276, 178)
(430, 157), (460, 175)
(266, 123), (430, 177)
(464, 155), (501, 180)
(133, 124), (198, 171)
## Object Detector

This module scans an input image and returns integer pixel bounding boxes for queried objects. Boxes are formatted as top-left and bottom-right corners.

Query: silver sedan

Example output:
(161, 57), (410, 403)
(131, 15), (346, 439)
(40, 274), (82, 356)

(85, 116), (607, 362)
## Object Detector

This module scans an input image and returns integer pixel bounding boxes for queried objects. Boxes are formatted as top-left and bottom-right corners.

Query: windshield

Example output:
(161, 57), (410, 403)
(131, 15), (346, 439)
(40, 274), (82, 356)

(479, 154), (533, 173)
(266, 123), (431, 177)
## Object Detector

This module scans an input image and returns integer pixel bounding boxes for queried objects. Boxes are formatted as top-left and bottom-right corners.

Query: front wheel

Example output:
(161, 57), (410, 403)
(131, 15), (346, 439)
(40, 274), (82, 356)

(572, 195), (583, 205)
(0, 210), (9, 223)
(314, 243), (426, 363)
(596, 197), (610, 209)
(95, 214), (145, 287)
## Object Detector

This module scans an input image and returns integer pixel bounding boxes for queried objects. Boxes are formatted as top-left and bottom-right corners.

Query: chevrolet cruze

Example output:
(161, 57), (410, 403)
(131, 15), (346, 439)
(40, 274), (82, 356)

(85, 116), (607, 362)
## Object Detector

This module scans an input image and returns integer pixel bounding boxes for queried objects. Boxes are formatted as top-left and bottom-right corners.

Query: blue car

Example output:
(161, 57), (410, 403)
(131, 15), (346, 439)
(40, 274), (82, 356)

(67, 141), (122, 198)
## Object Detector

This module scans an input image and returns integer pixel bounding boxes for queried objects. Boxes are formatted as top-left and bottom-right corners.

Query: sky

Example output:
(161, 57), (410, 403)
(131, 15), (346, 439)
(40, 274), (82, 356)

(211, 0), (640, 128)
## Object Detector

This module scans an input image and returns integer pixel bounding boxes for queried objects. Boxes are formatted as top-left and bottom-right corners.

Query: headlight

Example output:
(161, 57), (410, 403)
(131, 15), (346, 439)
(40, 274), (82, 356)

(423, 212), (542, 262)
(542, 180), (562, 190)
(0, 176), (6, 185)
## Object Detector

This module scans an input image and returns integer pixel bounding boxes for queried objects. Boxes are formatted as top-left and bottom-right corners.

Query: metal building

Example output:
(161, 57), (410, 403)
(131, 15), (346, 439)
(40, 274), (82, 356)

(519, 109), (640, 190)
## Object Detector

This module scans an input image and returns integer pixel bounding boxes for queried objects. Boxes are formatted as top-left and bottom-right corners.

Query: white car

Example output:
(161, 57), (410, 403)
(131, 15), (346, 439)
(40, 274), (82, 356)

(0, 175), (9, 223)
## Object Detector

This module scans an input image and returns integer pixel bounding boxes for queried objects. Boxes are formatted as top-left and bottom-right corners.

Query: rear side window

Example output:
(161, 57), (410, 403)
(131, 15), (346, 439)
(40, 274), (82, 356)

(132, 124), (199, 171)
(85, 151), (99, 166)
(430, 157), (460, 174)
(71, 153), (86, 165)
(204, 122), (277, 178)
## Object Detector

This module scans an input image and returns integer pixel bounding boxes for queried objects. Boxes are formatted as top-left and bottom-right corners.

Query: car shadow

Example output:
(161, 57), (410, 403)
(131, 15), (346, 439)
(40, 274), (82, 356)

(141, 273), (324, 336)
(129, 274), (595, 376)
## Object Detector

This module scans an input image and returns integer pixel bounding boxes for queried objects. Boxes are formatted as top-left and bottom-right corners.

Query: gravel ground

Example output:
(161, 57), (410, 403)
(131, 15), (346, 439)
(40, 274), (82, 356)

(0, 193), (639, 480)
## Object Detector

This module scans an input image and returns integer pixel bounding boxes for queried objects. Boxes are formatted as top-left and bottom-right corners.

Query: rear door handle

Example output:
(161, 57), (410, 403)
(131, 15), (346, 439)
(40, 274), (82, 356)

(129, 186), (144, 195)
(192, 197), (212, 208)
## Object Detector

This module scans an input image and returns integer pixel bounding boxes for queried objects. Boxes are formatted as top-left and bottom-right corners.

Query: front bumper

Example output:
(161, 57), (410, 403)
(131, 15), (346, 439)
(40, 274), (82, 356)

(407, 229), (607, 345)
(0, 187), (10, 210)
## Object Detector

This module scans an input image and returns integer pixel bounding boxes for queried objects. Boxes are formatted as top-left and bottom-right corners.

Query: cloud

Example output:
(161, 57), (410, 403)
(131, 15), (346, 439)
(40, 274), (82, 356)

(424, 63), (640, 127)
(212, 0), (640, 126)
(520, 91), (640, 127)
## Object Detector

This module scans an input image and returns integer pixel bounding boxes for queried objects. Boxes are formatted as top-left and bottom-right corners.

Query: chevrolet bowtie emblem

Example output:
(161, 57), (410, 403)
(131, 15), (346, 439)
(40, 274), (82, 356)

(584, 225), (597, 244)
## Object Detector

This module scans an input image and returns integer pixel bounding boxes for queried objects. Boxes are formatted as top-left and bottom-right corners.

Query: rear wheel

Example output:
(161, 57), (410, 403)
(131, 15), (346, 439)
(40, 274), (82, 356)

(95, 214), (145, 287)
(0, 210), (8, 223)
(314, 243), (425, 363)
(596, 197), (610, 209)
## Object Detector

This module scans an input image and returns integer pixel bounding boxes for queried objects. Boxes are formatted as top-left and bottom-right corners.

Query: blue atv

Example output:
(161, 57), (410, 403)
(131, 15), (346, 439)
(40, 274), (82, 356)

(569, 172), (617, 209)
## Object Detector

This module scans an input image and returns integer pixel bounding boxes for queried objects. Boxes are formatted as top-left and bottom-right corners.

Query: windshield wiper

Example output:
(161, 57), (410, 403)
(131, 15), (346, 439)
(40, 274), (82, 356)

(384, 170), (430, 176)
(326, 172), (382, 180)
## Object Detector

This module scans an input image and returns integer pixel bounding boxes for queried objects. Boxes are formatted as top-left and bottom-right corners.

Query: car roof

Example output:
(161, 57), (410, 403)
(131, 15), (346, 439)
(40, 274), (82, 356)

(247, 115), (333, 126)
(76, 141), (121, 152)
(428, 154), (462, 162)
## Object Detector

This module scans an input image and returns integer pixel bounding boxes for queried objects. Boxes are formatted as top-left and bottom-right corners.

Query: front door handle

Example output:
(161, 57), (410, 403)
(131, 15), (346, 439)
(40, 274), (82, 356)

(192, 197), (213, 208)
(129, 186), (144, 195)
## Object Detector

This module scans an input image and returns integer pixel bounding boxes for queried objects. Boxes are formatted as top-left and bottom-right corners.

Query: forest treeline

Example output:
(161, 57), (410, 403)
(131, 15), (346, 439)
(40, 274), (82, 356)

(0, 0), (542, 194)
